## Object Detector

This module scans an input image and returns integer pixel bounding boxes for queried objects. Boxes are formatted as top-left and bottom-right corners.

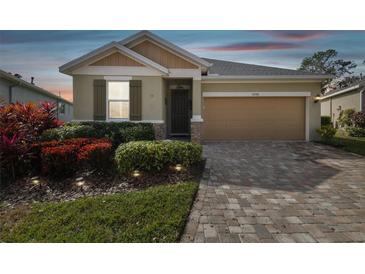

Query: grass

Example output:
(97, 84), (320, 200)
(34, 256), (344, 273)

(0, 181), (198, 243)
(319, 131), (365, 156)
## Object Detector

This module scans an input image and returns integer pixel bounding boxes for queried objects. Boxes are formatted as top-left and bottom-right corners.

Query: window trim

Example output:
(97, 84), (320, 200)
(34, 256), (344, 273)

(106, 80), (130, 121)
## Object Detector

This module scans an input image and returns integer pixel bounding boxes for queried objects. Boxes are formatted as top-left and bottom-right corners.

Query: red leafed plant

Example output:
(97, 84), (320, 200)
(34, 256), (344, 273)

(0, 101), (62, 182)
(38, 138), (112, 179)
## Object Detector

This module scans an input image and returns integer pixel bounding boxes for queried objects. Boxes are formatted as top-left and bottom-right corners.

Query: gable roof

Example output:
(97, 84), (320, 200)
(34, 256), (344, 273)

(0, 69), (72, 105)
(119, 30), (212, 68)
(59, 41), (169, 75)
(203, 58), (331, 79)
(320, 80), (365, 100)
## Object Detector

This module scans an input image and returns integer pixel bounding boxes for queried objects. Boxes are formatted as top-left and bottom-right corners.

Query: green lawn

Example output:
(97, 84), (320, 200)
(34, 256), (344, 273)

(320, 132), (365, 156)
(0, 182), (198, 243)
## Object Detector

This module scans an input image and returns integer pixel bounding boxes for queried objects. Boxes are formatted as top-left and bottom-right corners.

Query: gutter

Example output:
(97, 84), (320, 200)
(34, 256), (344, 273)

(320, 84), (360, 100)
(202, 74), (331, 81)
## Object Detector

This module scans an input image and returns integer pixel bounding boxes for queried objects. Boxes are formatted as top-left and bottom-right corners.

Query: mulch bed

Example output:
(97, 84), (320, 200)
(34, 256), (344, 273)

(0, 161), (205, 209)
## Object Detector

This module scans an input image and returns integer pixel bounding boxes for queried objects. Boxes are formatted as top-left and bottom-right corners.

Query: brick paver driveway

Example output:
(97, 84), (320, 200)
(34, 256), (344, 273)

(181, 142), (365, 243)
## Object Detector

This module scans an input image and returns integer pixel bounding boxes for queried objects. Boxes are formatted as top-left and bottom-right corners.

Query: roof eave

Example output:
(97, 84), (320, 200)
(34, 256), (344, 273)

(0, 70), (73, 105)
(59, 42), (169, 75)
(202, 75), (332, 81)
(320, 84), (361, 100)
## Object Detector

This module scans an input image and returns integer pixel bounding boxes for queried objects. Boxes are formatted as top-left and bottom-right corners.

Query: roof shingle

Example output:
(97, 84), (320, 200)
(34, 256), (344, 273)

(203, 58), (327, 77)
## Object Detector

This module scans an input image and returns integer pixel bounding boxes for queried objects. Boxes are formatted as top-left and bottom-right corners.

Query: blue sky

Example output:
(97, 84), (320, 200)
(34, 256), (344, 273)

(0, 30), (364, 101)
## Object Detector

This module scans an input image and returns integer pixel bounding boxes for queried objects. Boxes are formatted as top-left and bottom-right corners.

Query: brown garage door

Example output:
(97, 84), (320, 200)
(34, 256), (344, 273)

(203, 97), (305, 140)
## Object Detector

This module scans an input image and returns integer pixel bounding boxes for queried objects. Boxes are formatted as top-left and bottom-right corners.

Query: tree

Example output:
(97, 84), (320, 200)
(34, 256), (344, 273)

(298, 49), (357, 77)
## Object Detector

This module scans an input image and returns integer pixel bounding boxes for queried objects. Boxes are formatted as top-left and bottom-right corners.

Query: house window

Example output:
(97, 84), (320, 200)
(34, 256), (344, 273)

(108, 81), (129, 119)
(59, 102), (65, 114)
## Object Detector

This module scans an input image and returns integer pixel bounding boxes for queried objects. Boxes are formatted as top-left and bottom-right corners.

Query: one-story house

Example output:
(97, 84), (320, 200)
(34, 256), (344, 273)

(59, 30), (330, 142)
(320, 80), (365, 127)
(0, 69), (73, 121)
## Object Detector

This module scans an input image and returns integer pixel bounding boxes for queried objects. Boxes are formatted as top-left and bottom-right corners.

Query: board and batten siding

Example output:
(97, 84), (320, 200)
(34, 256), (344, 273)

(90, 52), (144, 67)
(131, 40), (198, 69)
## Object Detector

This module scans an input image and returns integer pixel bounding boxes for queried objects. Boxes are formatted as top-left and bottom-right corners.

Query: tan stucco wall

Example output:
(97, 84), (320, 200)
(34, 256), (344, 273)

(73, 75), (164, 121)
(132, 76), (164, 121)
(201, 81), (322, 140)
(320, 90), (361, 125)
(73, 75), (100, 120)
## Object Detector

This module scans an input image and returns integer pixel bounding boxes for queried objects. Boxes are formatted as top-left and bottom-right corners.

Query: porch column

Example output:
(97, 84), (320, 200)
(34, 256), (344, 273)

(191, 79), (203, 143)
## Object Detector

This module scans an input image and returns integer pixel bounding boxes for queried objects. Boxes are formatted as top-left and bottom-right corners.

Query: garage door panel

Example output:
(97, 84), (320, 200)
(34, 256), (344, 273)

(203, 97), (305, 140)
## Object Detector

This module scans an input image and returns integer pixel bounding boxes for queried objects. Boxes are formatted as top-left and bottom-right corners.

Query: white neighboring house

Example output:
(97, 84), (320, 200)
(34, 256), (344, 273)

(0, 69), (73, 121)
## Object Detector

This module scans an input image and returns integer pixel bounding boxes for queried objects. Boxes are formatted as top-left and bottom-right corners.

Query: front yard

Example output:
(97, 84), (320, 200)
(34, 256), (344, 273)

(0, 102), (204, 243)
(0, 182), (198, 243)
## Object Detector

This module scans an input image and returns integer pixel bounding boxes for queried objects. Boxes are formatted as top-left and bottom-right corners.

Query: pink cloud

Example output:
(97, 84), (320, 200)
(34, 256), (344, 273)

(197, 42), (300, 52)
(258, 30), (329, 41)
(44, 86), (73, 102)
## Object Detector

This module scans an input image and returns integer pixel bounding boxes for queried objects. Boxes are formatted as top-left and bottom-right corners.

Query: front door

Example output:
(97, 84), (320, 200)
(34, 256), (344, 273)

(171, 89), (189, 135)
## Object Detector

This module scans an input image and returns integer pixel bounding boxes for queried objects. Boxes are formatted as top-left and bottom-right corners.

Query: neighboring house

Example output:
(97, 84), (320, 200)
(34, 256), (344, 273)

(0, 69), (73, 121)
(59, 30), (330, 142)
(321, 80), (365, 127)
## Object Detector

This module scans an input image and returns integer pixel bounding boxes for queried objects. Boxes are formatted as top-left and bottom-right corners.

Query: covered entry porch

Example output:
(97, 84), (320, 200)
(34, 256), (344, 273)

(163, 78), (202, 142)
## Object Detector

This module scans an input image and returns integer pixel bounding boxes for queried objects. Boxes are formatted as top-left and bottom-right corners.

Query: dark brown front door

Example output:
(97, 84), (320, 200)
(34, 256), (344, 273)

(171, 89), (189, 135)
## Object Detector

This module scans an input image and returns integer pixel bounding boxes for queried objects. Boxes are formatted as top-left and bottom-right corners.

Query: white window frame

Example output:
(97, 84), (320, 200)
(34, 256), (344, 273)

(106, 79), (131, 121)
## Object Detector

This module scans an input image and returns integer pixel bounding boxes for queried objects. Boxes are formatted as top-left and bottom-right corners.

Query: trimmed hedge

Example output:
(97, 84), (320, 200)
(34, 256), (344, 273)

(41, 125), (97, 141)
(346, 127), (365, 137)
(321, 116), (332, 126)
(115, 141), (202, 174)
(38, 138), (112, 179)
(50, 121), (156, 146)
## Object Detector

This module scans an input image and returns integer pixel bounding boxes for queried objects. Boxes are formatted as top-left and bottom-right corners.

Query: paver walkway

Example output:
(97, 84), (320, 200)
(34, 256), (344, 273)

(181, 142), (365, 243)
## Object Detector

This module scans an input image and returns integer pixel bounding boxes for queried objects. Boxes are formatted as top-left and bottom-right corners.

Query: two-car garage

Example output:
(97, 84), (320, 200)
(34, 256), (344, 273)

(202, 95), (307, 141)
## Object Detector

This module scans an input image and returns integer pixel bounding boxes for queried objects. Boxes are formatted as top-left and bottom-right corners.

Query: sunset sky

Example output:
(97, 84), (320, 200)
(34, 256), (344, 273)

(1, 30), (364, 102)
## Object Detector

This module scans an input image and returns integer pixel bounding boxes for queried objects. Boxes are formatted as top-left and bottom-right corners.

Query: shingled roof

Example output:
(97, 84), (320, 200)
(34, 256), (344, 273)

(203, 58), (328, 77)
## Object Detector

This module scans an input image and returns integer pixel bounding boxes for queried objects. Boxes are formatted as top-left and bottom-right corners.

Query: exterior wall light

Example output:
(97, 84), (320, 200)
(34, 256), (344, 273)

(132, 170), (141, 177)
(314, 94), (321, 103)
(175, 164), (183, 172)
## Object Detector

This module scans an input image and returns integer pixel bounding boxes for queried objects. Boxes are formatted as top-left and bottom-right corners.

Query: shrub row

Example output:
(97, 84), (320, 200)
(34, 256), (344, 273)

(115, 141), (202, 174)
(346, 127), (365, 137)
(41, 121), (155, 147)
(34, 138), (112, 178)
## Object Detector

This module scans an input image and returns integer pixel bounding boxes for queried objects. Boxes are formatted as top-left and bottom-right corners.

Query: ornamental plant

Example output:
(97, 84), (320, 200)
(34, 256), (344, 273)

(338, 108), (356, 127)
(115, 140), (202, 174)
(0, 101), (62, 182)
(316, 125), (337, 140)
(351, 111), (365, 128)
(38, 138), (112, 179)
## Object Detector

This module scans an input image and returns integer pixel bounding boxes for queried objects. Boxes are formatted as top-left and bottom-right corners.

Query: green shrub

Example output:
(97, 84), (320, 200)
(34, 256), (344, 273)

(115, 141), (202, 174)
(120, 124), (155, 143)
(41, 125), (96, 141)
(316, 125), (337, 140)
(346, 127), (365, 137)
(321, 116), (332, 126)
(66, 121), (155, 146)
(338, 108), (356, 127)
